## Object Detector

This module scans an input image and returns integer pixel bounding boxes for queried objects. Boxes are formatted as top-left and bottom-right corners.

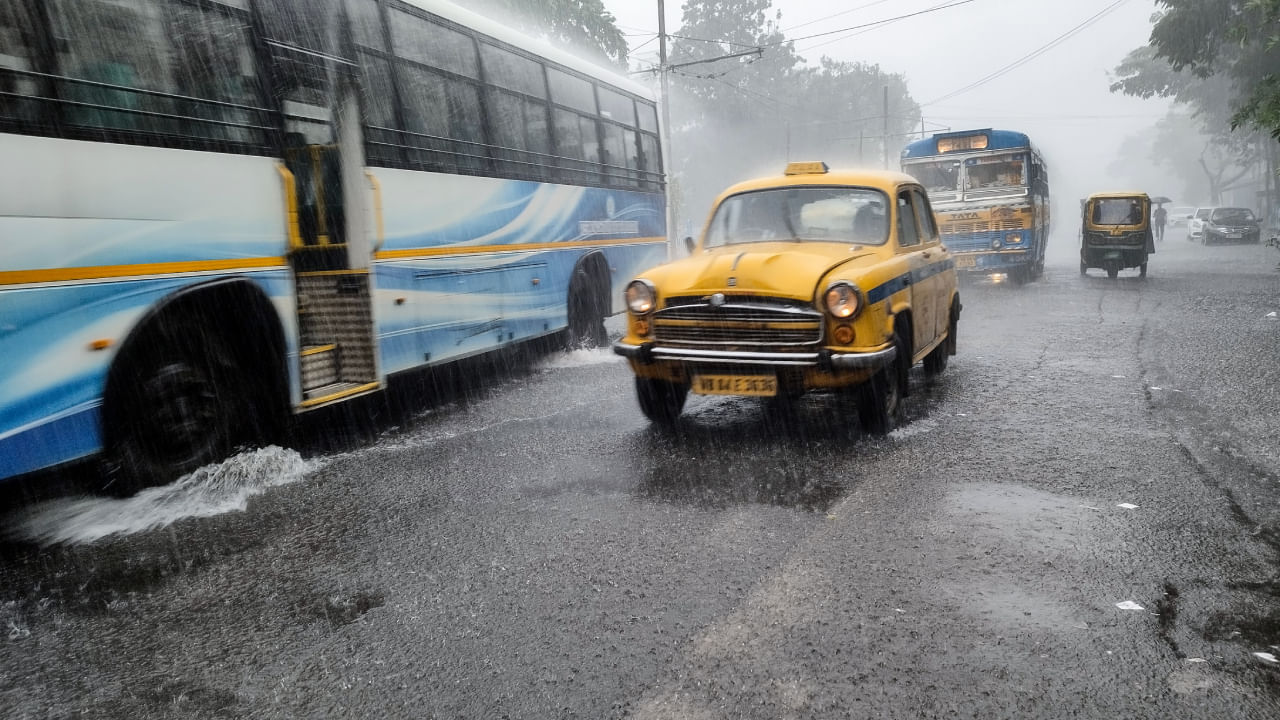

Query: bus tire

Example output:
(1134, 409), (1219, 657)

(103, 327), (247, 495)
(635, 377), (687, 425)
(566, 255), (609, 349)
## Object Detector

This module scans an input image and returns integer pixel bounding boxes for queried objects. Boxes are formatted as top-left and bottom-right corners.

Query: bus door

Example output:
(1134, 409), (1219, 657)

(259, 0), (382, 408)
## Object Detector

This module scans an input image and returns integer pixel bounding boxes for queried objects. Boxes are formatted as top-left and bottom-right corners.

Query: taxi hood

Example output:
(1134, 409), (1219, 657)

(644, 242), (878, 301)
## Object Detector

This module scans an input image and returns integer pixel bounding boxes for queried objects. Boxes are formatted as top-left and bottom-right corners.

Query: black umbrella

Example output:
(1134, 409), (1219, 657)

(1151, 196), (1172, 205)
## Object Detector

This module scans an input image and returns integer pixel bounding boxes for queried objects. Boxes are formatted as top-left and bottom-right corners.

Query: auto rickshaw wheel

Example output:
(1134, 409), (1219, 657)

(1140, 262), (1148, 278)
(1079, 261), (1087, 276)
(1106, 266), (1119, 279)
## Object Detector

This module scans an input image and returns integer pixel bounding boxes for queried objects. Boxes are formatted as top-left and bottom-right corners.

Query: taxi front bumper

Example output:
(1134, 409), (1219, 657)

(612, 341), (897, 372)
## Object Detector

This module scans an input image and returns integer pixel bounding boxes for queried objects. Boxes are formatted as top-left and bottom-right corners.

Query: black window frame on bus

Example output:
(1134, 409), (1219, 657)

(0, 0), (275, 156)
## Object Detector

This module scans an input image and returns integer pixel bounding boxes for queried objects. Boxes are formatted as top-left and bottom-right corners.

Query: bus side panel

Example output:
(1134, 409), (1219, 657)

(0, 137), (296, 480)
(0, 272), (294, 480)
(370, 169), (665, 375)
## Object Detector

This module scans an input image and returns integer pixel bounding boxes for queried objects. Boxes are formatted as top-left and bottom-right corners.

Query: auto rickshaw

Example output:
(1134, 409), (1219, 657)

(1080, 192), (1154, 278)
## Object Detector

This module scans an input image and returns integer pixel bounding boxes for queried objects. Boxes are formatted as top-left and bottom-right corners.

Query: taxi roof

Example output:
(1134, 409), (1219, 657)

(716, 166), (922, 200)
(1086, 191), (1151, 200)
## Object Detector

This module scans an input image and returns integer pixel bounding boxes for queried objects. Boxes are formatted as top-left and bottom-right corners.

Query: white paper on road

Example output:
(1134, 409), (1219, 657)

(1117, 503), (1139, 509)
(1254, 652), (1278, 664)
(1115, 601), (1145, 610)
(1266, 312), (1277, 318)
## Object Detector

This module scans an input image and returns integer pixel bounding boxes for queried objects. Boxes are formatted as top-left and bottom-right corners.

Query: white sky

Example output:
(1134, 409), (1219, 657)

(603, 0), (1175, 204)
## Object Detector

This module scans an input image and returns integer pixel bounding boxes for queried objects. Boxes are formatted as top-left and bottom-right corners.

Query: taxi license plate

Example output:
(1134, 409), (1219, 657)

(955, 255), (977, 268)
(692, 374), (777, 397)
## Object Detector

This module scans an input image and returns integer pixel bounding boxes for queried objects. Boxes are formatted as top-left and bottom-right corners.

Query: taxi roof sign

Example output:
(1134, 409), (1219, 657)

(784, 161), (829, 176)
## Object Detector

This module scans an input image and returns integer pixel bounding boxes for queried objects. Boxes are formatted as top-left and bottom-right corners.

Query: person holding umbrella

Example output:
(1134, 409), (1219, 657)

(1151, 196), (1172, 242)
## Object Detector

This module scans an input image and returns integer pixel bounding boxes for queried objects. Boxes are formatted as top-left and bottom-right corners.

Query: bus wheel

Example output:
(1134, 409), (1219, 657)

(855, 331), (906, 435)
(105, 333), (245, 495)
(566, 263), (608, 349)
(635, 377), (687, 425)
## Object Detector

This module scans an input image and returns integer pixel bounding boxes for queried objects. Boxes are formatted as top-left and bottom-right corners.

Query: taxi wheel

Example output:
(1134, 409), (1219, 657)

(855, 333), (906, 435)
(635, 377), (687, 425)
(924, 305), (958, 376)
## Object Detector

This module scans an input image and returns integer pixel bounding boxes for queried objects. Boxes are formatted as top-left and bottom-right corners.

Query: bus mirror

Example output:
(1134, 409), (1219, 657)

(683, 236), (696, 255)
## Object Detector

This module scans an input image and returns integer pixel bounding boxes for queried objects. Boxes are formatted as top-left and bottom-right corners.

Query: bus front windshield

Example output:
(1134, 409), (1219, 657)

(965, 155), (1026, 190)
(902, 161), (960, 193)
(705, 187), (890, 248)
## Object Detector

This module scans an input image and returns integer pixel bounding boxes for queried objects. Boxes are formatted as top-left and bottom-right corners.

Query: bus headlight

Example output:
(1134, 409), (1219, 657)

(625, 280), (656, 315)
(1006, 232), (1022, 244)
(991, 238), (1003, 250)
(823, 282), (862, 319)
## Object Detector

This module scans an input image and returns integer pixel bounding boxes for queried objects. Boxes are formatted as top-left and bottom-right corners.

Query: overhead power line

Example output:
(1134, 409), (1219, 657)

(922, 0), (1130, 107)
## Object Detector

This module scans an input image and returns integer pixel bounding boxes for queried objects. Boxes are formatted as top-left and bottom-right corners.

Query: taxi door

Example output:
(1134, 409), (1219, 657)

(910, 187), (951, 340)
(895, 190), (937, 357)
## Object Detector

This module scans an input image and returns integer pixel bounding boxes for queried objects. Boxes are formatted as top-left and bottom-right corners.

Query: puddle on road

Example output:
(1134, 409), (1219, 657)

(4, 446), (317, 546)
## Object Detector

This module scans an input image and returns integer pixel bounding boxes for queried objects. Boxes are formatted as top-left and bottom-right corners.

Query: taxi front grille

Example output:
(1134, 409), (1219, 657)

(654, 299), (823, 347)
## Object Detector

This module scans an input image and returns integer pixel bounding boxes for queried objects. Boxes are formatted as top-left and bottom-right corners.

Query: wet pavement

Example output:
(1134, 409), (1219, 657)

(1, 236), (1278, 718)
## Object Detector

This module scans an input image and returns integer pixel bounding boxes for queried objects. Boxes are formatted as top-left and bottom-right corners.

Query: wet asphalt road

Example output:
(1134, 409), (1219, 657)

(1, 236), (1279, 719)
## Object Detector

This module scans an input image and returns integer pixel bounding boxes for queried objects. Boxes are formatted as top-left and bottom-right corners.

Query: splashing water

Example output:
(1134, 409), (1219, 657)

(7, 446), (318, 546)
(539, 347), (621, 370)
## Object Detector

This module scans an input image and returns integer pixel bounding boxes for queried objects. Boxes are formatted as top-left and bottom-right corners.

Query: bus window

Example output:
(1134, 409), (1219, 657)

(548, 68), (596, 114)
(903, 161), (960, 194)
(398, 65), (486, 173)
(259, 0), (340, 55)
(166, 2), (264, 146)
(966, 156), (1025, 189)
(0, 0), (40, 123)
(480, 43), (546, 99)
(553, 107), (600, 182)
(597, 86), (636, 126)
(637, 100), (659, 134)
(345, 0), (386, 51)
(488, 88), (551, 176)
(601, 122), (638, 186)
(389, 8), (478, 79)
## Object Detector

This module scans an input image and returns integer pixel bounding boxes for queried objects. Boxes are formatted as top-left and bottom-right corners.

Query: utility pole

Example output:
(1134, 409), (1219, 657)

(657, 0), (676, 257)
(882, 85), (889, 170)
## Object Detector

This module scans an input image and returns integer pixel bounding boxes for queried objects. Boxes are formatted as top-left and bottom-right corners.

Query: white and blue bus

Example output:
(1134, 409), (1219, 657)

(0, 0), (666, 493)
(901, 129), (1049, 284)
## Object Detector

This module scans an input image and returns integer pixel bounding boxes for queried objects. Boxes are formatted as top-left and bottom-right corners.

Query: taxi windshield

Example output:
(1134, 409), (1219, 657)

(1091, 198), (1145, 225)
(705, 186), (890, 248)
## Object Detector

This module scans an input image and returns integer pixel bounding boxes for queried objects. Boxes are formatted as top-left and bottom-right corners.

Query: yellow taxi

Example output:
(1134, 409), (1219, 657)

(613, 162), (960, 433)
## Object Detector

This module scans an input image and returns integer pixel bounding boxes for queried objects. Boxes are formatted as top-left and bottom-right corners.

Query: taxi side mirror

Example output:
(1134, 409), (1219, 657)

(683, 236), (696, 255)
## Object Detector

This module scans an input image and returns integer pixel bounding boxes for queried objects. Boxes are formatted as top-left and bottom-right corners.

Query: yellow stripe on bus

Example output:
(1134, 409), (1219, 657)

(374, 236), (668, 261)
(0, 257), (290, 286)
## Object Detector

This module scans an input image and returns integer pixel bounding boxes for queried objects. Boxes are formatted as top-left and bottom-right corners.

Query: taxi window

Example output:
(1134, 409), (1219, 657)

(705, 186), (889, 248)
(897, 192), (920, 247)
(910, 189), (938, 242)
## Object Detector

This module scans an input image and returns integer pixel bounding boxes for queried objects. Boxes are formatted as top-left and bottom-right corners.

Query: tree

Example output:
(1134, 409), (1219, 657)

(467, 0), (629, 68)
(663, 0), (920, 235)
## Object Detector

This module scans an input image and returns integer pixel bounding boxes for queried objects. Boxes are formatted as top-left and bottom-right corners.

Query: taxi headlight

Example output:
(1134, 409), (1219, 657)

(625, 280), (656, 315)
(823, 281), (862, 319)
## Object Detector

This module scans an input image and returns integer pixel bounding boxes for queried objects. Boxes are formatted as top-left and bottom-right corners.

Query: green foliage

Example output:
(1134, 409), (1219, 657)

(467, 0), (629, 68)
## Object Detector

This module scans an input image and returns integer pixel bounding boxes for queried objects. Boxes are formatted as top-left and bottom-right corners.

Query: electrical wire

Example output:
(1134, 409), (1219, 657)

(922, 0), (1130, 107)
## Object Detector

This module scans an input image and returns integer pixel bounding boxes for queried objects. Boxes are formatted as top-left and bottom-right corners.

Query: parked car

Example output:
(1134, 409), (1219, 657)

(1167, 206), (1196, 228)
(1201, 207), (1261, 244)
(1186, 207), (1214, 241)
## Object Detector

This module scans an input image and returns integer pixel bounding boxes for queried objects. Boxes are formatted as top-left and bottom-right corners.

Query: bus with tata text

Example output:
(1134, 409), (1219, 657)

(901, 129), (1049, 284)
(0, 0), (666, 493)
